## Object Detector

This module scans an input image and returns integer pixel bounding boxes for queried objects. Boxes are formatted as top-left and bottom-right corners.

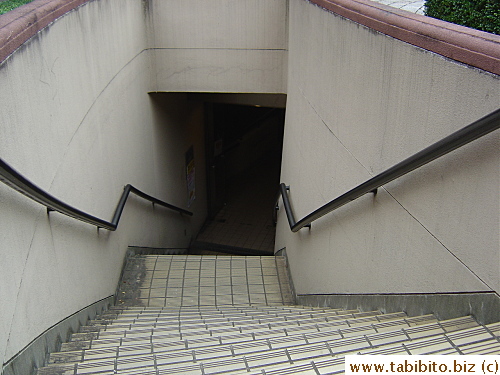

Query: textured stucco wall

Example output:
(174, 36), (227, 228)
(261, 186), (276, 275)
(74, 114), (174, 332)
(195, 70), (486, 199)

(0, 1), (207, 367)
(276, 0), (499, 296)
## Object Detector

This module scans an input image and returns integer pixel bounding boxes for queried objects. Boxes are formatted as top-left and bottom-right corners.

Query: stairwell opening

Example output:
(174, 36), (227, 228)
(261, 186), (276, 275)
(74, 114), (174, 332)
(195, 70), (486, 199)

(193, 94), (286, 255)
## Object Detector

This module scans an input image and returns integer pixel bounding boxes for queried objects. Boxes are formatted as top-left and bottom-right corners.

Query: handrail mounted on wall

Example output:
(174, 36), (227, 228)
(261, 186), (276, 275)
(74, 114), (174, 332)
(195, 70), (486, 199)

(276, 108), (500, 232)
(0, 158), (193, 231)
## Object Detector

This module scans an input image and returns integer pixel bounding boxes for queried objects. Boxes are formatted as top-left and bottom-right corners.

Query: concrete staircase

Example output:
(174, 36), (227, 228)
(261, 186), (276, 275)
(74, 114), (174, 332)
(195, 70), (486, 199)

(37, 255), (500, 375)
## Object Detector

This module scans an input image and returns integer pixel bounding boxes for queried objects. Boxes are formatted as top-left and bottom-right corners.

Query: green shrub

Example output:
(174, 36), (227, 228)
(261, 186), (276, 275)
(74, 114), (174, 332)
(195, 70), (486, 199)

(425, 0), (500, 35)
(0, 0), (34, 15)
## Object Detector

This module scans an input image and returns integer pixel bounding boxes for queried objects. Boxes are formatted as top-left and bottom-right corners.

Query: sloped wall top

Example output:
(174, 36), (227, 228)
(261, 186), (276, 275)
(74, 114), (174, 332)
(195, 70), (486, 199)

(1, 0), (499, 72)
(311, 0), (500, 75)
(0, 0), (89, 63)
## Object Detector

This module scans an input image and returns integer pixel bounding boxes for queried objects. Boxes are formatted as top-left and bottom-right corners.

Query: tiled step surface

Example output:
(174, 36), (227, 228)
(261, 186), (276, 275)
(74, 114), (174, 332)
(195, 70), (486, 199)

(38, 311), (498, 375)
(62, 311), (434, 354)
(49, 309), (422, 361)
(238, 324), (500, 375)
(117, 255), (294, 307)
(75, 310), (403, 340)
(37, 255), (500, 375)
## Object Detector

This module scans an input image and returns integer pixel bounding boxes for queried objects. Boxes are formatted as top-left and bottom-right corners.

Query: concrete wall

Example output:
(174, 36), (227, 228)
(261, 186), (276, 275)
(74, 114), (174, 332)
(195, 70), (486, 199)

(0, 1), (205, 368)
(1, 0), (498, 369)
(276, 0), (499, 297)
(1, 0), (288, 368)
(148, 0), (288, 93)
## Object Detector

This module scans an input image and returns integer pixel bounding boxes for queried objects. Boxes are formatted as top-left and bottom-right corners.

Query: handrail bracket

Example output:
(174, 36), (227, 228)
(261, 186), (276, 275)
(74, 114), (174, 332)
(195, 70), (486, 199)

(275, 108), (500, 233)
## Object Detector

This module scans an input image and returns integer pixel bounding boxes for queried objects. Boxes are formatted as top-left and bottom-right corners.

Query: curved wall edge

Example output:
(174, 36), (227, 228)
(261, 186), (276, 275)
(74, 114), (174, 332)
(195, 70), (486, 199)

(0, 0), (90, 63)
(1, 296), (113, 375)
(310, 0), (500, 75)
(296, 293), (500, 326)
(2, 0), (498, 75)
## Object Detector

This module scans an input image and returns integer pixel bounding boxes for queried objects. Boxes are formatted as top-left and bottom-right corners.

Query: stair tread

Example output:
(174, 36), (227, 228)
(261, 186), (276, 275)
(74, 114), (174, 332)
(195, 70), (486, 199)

(88, 311), (401, 338)
(78, 315), (439, 352)
(46, 321), (495, 375)
(459, 338), (500, 354)
(70, 312), (422, 348)
(47, 316), (483, 373)
(37, 254), (499, 375)
(359, 323), (496, 356)
(89, 309), (375, 329)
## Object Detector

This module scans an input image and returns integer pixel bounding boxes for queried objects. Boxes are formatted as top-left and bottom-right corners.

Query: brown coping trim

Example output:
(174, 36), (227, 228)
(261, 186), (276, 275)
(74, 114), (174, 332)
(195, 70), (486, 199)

(0, 0), (499, 75)
(310, 0), (500, 75)
(0, 0), (90, 63)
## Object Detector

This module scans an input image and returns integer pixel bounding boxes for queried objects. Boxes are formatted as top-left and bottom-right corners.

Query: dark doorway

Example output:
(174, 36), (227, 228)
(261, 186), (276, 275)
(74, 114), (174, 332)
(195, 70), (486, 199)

(195, 102), (285, 254)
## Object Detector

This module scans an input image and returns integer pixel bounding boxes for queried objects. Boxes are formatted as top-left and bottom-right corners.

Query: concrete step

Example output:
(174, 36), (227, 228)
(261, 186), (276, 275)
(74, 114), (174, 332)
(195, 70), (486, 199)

(85, 307), (365, 329)
(50, 309), (405, 360)
(39, 317), (494, 375)
(47, 311), (474, 368)
(360, 323), (499, 355)
(63, 311), (428, 353)
(78, 310), (398, 339)
(36, 254), (500, 375)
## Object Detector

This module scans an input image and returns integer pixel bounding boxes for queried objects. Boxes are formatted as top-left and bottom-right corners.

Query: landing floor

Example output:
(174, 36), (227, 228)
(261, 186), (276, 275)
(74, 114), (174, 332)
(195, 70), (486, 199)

(195, 157), (279, 254)
(118, 255), (294, 308)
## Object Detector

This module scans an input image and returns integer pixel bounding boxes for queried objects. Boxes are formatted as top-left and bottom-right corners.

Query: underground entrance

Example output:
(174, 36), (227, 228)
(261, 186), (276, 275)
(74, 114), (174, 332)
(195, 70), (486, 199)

(193, 94), (286, 255)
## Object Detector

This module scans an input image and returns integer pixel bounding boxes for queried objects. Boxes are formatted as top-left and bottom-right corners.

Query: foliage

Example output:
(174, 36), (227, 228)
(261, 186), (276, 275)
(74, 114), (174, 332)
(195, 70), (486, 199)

(0, 0), (34, 15)
(424, 0), (500, 35)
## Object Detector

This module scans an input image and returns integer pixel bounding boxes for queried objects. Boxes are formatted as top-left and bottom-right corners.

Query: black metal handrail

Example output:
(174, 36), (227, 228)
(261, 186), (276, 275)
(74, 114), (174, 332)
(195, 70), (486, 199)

(0, 158), (193, 231)
(276, 108), (500, 232)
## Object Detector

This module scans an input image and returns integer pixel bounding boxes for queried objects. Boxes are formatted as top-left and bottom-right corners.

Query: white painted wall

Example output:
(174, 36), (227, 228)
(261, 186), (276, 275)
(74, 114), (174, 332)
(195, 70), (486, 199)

(276, 0), (500, 295)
